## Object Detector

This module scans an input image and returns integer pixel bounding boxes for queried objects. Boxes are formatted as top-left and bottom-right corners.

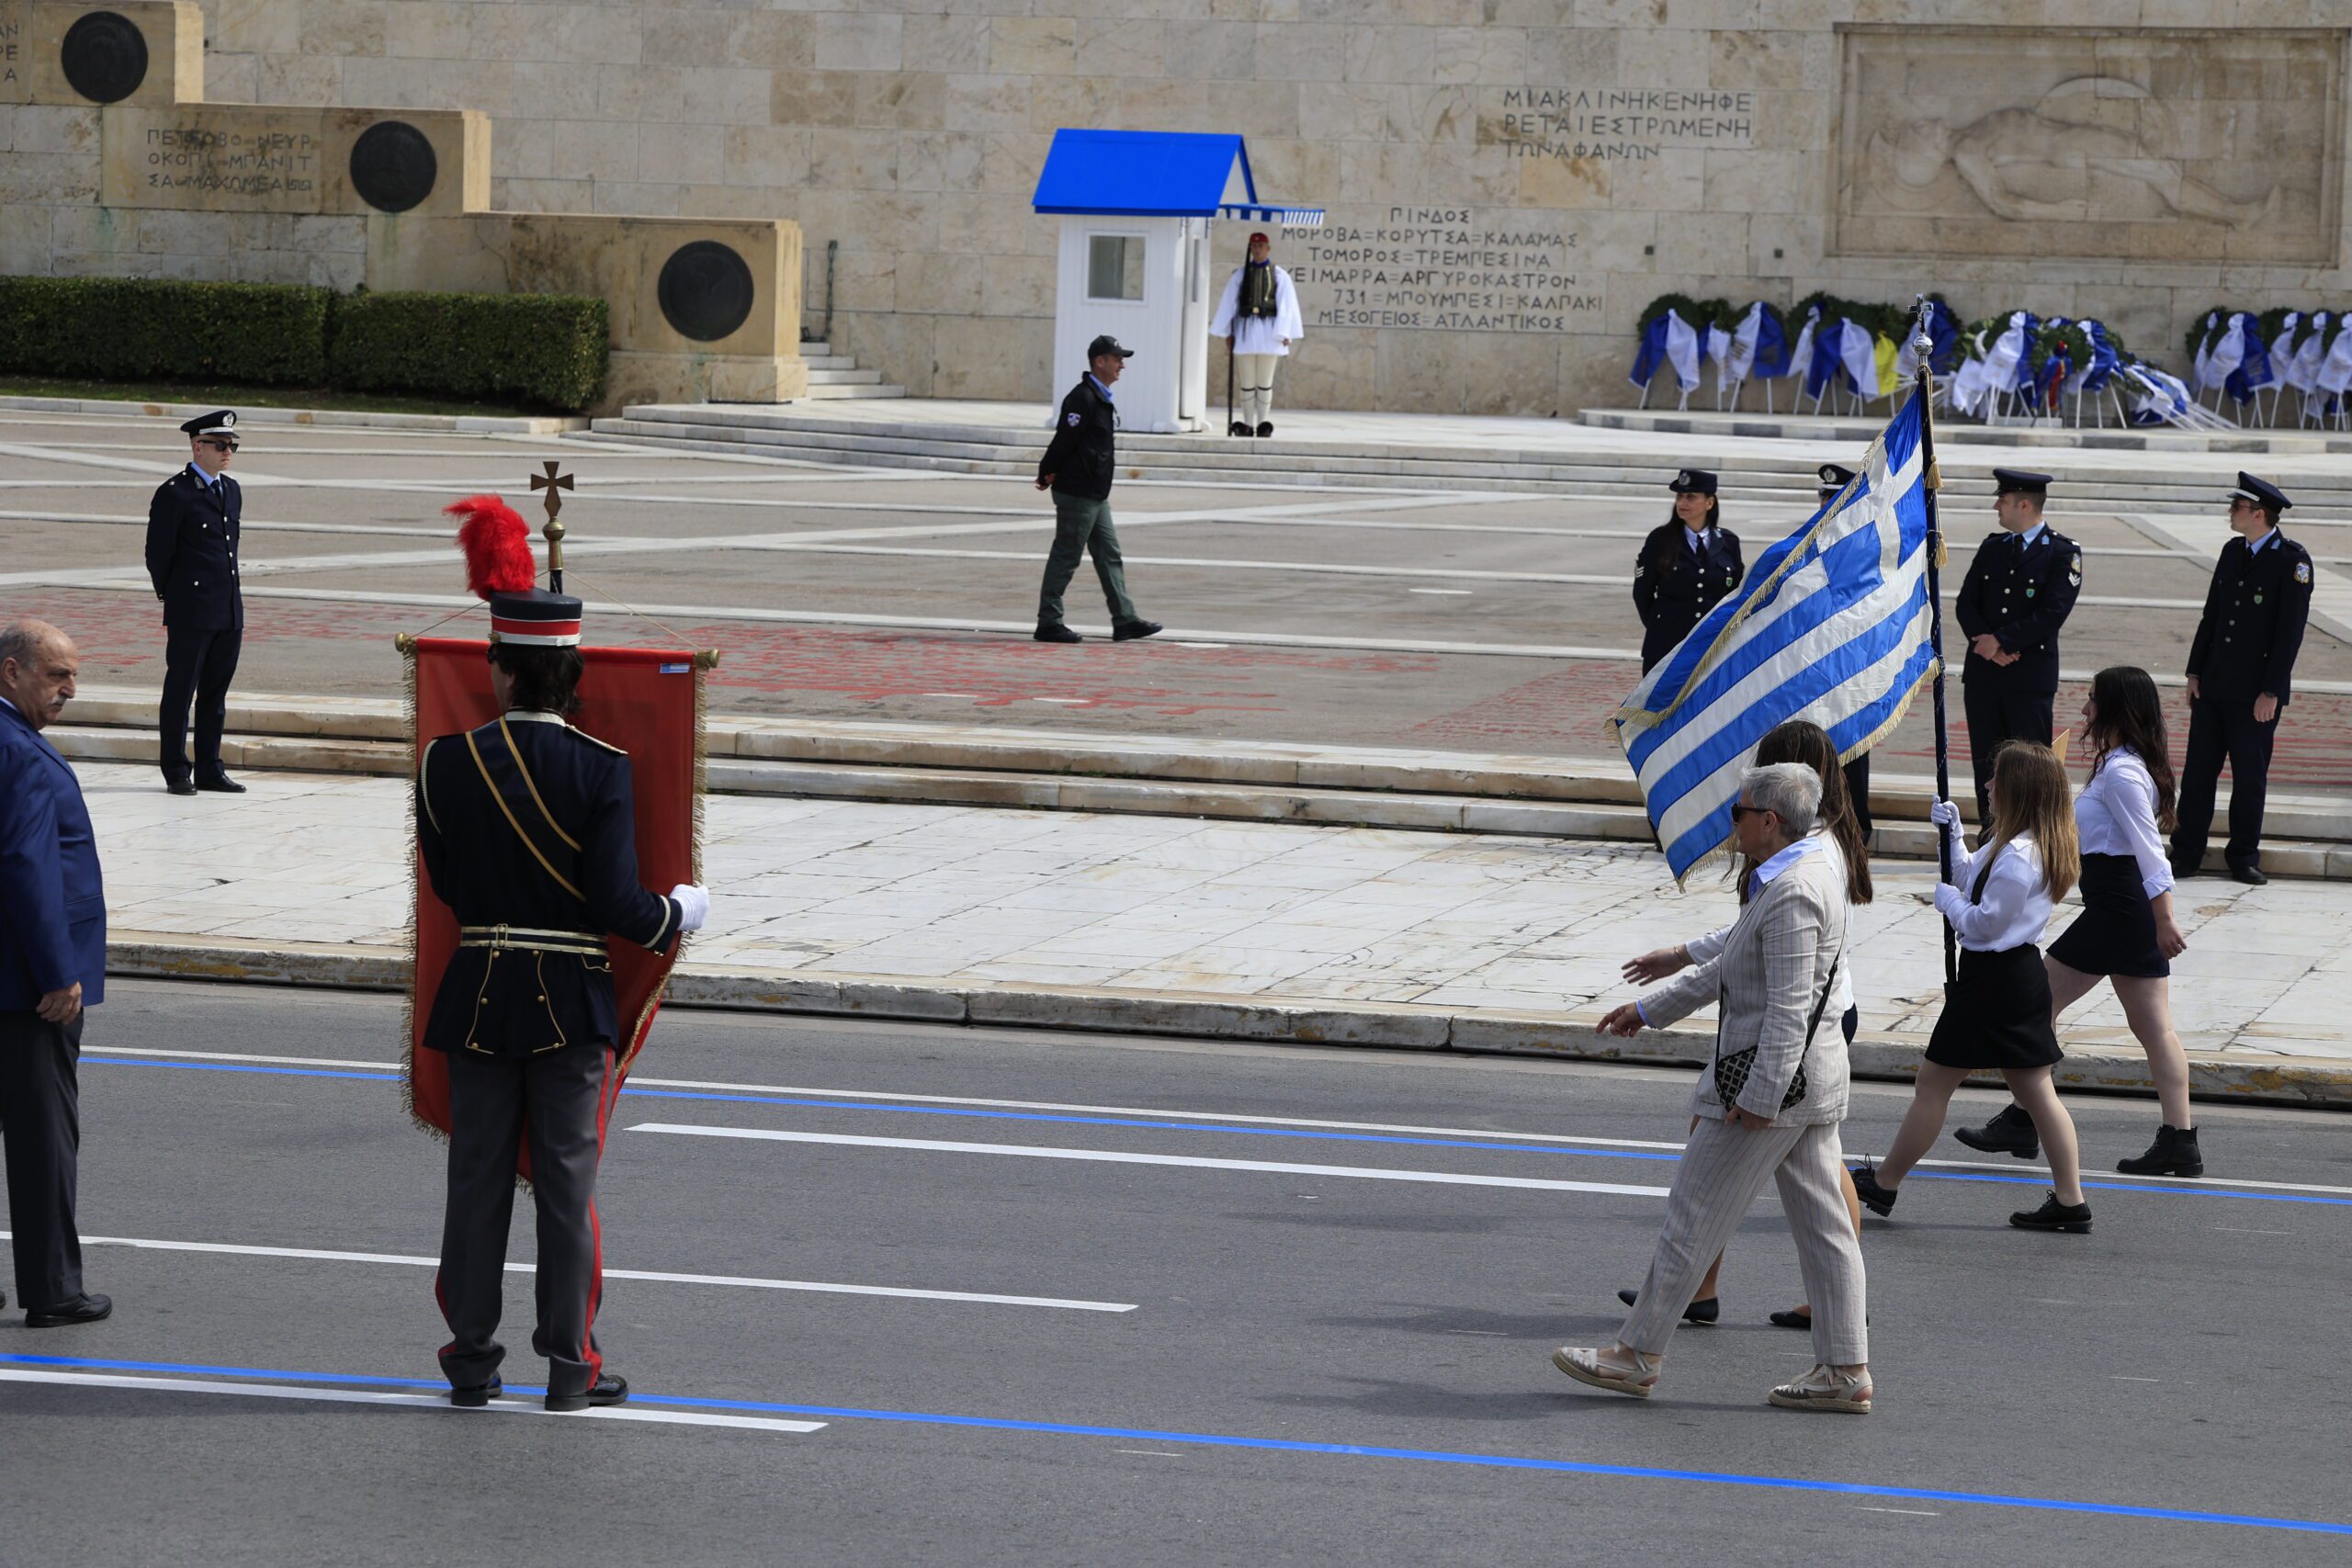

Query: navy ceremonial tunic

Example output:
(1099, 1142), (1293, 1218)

(144, 467), (244, 632)
(2185, 532), (2314, 705)
(416, 712), (681, 1057)
(1634, 523), (1744, 671)
(1953, 526), (2081, 695)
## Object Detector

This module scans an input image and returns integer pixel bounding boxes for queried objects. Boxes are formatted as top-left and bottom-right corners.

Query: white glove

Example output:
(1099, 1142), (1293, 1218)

(669, 883), (709, 934)
(1929, 797), (1962, 834)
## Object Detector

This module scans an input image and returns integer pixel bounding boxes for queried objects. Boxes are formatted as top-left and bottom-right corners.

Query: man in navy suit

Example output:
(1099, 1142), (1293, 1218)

(145, 409), (246, 796)
(0, 620), (112, 1326)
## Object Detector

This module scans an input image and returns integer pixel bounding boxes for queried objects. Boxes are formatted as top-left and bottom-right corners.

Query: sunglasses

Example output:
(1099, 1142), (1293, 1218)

(197, 438), (238, 451)
(1728, 804), (1774, 822)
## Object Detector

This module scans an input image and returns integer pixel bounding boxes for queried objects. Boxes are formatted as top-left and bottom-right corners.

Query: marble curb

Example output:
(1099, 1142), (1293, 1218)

(104, 935), (2352, 1111)
(0, 394), (589, 436)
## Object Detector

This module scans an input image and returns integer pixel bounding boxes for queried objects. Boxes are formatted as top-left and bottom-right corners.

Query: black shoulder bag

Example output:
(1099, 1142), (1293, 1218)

(1711, 944), (1842, 1113)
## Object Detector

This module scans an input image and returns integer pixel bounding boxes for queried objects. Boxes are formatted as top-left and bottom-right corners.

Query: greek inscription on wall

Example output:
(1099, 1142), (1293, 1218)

(1486, 88), (1755, 163)
(1291, 208), (1600, 333)
(141, 125), (320, 199)
(0, 6), (25, 103)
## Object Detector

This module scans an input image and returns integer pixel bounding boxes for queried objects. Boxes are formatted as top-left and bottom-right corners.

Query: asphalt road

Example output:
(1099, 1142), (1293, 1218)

(10, 406), (2352, 779)
(6, 979), (2350, 1565)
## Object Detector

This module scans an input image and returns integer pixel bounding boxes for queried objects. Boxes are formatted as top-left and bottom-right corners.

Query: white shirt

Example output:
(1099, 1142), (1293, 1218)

(1933, 825), (2052, 951)
(2076, 747), (2174, 899)
(1686, 831), (1854, 1016)
(1209, 264), (1306, 357)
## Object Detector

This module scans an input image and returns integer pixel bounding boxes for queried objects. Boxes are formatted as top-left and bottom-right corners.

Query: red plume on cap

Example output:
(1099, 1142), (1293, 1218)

(447, 494), (536, 600)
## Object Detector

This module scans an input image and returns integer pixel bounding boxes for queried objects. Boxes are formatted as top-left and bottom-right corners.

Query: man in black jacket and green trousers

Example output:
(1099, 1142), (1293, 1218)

(1033, 334), (1161, 644)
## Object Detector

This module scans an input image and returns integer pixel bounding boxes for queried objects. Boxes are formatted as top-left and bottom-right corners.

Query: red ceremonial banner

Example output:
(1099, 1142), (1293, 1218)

(401, 636), (706, 1172)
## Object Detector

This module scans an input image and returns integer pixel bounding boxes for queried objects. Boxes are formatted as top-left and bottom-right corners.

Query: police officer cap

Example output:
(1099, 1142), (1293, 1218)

(2228, 471), (2292, 513)
(1991, 468), (2051, 497)
(1086, 333), (1135, 362)
(1816, 463), (1857, 492)
(1668, 468), (1718, 496)
(179, 409), (239, 443)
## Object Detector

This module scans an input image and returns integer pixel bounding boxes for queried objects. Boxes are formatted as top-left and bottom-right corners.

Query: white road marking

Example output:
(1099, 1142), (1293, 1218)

(0, 1367), (826, 1432)
(628, 1122), (1674, 1196)
(88, 1047), (2352, 1198)
(1856, 1506), (1941, 1517)
(2110, 1376), (2163, 1382)
(2, 1230), (1135, 1313)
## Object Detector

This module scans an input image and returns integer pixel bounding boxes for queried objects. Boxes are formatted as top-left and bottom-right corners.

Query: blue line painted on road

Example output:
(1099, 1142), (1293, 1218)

(79, 1056), (2352, 1206)
(6, 1352), (2346, 1537)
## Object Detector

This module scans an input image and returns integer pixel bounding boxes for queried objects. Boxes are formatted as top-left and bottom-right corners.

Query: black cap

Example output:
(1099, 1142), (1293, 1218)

(1991, 468), (2051, 498)
(1668, 468), (1717, 496)
(1086, 334), (1135, 362)
(2229, 471), (2291, 513)
(179, 409), (239, 443)
(1816, 463), (1857, 493)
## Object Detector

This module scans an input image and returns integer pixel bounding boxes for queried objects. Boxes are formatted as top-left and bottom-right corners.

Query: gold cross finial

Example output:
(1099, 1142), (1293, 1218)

(529, 461), (575, 590)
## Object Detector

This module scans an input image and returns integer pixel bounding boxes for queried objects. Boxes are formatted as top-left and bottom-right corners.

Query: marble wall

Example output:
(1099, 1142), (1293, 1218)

(7, 0), (2352, 415)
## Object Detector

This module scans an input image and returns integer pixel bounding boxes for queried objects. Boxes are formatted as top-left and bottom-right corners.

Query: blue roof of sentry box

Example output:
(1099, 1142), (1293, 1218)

(1031, 130), (1256, 217)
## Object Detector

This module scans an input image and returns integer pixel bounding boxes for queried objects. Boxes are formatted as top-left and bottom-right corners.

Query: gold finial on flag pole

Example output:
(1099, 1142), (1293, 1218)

(529, 461), (575, 592)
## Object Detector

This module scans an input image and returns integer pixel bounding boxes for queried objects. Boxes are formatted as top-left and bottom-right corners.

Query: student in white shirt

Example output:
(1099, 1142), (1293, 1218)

(1957, 666), (2200, 1176)
(1852, 742), (2094, 1233)
(1616, 719), (1869, 1332)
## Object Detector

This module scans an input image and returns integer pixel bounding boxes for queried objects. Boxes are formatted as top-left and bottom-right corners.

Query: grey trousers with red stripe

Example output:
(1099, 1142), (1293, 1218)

(435, 1041), (616, 1397)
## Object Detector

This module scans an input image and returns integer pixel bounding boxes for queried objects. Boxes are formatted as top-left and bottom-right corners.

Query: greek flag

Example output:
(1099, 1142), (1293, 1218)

(1615, 393), (1938, 880)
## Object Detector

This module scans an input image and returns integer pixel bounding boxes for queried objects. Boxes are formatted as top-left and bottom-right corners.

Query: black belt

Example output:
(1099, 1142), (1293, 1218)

(456, 924), (605, 957)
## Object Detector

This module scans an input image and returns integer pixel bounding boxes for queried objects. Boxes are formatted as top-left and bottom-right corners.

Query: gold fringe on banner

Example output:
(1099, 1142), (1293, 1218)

(394, 637), (442, 1144)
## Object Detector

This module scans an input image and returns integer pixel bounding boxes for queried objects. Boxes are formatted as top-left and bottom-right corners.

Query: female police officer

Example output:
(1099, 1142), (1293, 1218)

(1634, 468), (1745, 672)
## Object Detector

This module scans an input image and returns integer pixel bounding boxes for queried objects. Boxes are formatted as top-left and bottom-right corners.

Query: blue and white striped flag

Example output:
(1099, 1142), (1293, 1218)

(1614, 393), (1939, 880)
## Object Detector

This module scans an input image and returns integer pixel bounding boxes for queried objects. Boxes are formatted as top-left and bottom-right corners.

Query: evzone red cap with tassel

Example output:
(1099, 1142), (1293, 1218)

(447, 494), (582, 647)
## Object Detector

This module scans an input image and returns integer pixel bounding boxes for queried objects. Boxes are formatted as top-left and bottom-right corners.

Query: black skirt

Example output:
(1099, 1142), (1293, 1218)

(1925, 942), (2062, 1069)
(2047, 853), (2169, 979)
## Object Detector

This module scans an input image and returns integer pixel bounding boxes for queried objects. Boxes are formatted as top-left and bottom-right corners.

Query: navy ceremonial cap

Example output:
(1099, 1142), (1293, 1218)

(179, 409), (239, 443)
(488, 587), (584, 648)
(1668, 468), (1718, 495)
(1086, 333), (1135, 361)
(1991, 468), (2051, 497)
(1816, 463), (1857, 492)
(2229, 471), (2292, 513)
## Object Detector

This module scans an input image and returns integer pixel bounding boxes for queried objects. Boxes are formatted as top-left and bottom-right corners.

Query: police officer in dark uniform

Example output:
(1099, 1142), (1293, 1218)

(2170, 473), (2314, 886)
(416, 581), (709, 1411)
(1634, 468), (1744, 672)
(1953, 468), (2080, 829)
(1033, 333), (1160, 646)
(144, 411), (246, 795)
(1816, 463), (1875, 838)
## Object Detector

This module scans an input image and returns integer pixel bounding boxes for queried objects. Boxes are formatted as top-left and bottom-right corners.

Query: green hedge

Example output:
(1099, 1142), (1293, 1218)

(0, 276), (334, 385)
(0, 276), (612, 412)
(328, 290), (608, 413)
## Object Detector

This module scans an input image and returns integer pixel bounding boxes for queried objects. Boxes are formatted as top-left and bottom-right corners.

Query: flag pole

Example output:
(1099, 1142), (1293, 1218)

(1910, 296), (1958, 985)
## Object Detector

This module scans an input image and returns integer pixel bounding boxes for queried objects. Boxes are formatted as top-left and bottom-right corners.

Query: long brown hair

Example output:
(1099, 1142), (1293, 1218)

(2084, 665), (2177, 832)
(1734, 719), (1873, 905)
(1647, 496), (1722, 575)
(1986, 740), (2078, 901)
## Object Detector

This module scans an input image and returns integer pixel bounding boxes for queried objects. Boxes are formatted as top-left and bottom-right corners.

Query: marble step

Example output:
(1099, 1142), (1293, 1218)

(808, 367), (884, 385)
(803, 382), (909, 400)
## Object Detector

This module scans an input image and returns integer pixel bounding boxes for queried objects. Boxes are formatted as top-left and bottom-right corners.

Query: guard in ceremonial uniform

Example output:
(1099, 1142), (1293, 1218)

(1954, 469), (2080, 829)
(143, 411), (245, 795)
(1634, 468), (1744, 672)
(1816, 463), (1875, 838)
(2170, 473), (2314, 885)
(417, 506), (709, 1411)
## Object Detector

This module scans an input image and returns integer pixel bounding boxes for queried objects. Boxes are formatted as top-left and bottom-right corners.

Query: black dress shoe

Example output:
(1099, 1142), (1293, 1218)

(2229, 863), (2267, 886)
(546, 1373), (628, 1413)
(195, 772), (247, 794)
(1112, 619), (1162, 642)
(1768, 1307), (1812, 1331)
(1256, 421), (1274, 437)
(1033, 622), (1083, 644)
(1849, 1161), (1898, 1216)
(2009, 1192), (2093, 1233)
(165, 778), (198, 796)
(1953, 1102), (2040, 1160)
(450, 1376), (503, 1408)
(1228, 421), (1250, 437)
(2117, 1123), (2204, 1178)
(1616, 1286), (1717, 1325)
(2169, 857), (2199, 881)
(26, 1292), (111, 1326)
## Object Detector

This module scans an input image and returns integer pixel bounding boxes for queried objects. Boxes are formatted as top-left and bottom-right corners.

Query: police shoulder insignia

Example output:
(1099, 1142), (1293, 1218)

(2296, 559), (2313, 584)
(1066, 412), (1080, 427)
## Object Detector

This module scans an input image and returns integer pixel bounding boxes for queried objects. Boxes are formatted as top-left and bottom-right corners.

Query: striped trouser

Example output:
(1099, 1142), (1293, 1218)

(1619, 1114), (1869, 1367)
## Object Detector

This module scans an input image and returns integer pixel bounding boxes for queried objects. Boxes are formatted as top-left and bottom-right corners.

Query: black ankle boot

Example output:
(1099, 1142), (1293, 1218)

(1954, 1102), (2040, 1160)
(2117, 1123), (2203, 1178)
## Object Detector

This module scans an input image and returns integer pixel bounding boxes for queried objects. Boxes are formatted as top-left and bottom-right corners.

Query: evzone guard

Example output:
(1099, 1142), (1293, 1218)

(414, 496), (709, 1411)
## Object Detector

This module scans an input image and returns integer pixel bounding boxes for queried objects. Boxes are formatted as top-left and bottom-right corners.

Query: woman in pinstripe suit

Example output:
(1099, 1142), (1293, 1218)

(1558, 762), (1872, 1414)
